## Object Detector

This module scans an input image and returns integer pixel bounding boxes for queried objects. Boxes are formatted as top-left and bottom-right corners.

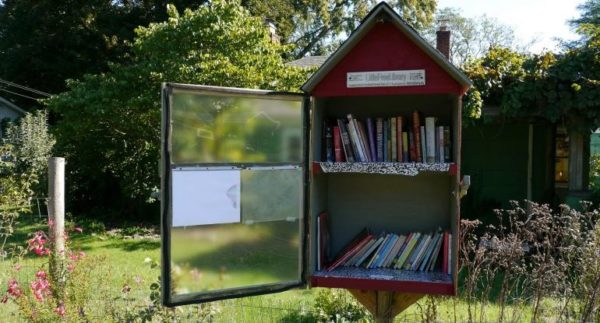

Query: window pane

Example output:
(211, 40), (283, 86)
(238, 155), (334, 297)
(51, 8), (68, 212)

(169, 168), (303, 297)
(170, 90), (303, 164)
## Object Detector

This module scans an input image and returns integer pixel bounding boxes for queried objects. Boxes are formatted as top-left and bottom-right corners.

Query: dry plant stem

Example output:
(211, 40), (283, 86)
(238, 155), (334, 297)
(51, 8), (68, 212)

(582, 276), (600, 322)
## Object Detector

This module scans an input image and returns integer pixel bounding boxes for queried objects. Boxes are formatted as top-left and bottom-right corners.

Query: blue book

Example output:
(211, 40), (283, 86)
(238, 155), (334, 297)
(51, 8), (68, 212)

(366, 118), (377, 161)
(376, 234), (398, 268)
(420, 233), (441, 271)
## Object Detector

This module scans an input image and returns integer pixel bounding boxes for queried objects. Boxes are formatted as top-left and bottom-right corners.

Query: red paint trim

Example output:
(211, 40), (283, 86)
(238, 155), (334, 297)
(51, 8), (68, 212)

(310, 276), (455, 295)
(312, 22), (463, 97)
(448, 163), (457, 176)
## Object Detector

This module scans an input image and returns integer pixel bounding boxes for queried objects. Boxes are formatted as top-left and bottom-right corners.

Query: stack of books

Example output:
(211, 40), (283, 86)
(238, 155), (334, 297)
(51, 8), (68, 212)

(324, 229), (452, 274)
(323, 112), (451, 163)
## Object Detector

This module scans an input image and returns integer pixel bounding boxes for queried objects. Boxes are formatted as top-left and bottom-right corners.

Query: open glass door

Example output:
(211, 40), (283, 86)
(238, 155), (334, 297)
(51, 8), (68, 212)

(161, 83), (308, 306)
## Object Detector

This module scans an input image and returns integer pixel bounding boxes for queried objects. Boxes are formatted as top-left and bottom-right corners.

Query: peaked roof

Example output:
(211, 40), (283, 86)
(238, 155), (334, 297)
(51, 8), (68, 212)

(301, 2), (471, 93)
(0, 96), (26, 115)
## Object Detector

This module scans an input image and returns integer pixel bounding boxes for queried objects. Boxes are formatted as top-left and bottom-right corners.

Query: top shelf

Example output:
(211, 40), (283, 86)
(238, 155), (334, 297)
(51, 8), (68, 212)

(314, 162), (457, 176)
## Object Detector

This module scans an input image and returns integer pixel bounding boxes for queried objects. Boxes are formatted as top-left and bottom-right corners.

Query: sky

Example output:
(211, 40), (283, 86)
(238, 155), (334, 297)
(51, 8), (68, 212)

(437, 0), (586, 53)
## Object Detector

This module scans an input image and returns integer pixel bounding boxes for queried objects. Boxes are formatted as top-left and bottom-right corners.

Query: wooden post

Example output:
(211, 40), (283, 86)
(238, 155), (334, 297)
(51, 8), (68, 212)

(48, 157), (65, 255)
(348, 289), (424, 322)
(48, 157), (66, 297)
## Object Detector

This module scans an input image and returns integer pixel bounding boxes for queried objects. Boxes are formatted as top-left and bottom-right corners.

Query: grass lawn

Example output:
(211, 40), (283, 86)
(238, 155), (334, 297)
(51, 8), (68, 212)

(0, 217), (561, 322)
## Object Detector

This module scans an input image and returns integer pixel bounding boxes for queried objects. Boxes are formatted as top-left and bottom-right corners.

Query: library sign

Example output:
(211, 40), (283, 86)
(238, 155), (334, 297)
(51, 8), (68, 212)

(347, 69), (426, 88)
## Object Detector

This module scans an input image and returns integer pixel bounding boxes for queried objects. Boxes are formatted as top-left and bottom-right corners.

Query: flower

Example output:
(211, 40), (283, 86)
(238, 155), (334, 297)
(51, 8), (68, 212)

(53, 302), (66, 317)
(30, 277), (51, 302)
(28, 231), (50, 257)
(73, 227), (83, 233)
(67, 263), (75, 272)
(35, 270), (47, 280)
(7, 279), (23, 298)
(14, 264), (21, 271)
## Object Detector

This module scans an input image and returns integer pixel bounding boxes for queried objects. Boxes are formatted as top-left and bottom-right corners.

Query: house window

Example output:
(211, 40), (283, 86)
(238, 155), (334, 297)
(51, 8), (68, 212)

(555, 126), (569, 185)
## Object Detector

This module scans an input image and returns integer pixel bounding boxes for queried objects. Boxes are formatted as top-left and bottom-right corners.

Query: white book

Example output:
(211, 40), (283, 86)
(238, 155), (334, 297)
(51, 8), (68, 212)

(346, 115), (367, 162)
(425, 117), (436, 163)
(420, 126), (427, 163)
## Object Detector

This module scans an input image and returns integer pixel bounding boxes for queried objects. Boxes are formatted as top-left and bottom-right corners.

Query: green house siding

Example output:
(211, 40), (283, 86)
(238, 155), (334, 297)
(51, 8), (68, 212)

(461, 122), (554, 219)
(592, 132), (600, 154)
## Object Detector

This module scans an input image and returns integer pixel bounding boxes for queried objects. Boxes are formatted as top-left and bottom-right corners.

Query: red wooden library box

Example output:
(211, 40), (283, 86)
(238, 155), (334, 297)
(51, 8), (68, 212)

(160, 2), (471, 306)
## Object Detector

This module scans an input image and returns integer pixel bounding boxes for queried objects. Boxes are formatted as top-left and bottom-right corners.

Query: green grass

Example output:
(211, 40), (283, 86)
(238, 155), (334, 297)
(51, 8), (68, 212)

(0, 218), (569, 322)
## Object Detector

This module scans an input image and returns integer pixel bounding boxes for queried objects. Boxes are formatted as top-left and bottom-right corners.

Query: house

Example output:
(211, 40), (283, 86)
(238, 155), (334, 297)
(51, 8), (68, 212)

(0, 96), (26, 135)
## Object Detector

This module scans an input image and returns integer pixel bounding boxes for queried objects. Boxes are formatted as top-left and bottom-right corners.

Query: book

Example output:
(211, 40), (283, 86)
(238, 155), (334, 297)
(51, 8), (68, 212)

(355, 234), (385, 267)
(318, 212), (331, 270)
(447, 233), (452, 274)
(392, 232), (412, 268)
(412, 111), (422, 162)
(391, 117), (397, 162)
(427, 232), (444, 271)
(324, 123), (334, 162)
(356, 120), (372, 162)
(419, 233), (441, 271)
(405, 233), (430, 270)
(376, 118), (384, 162)
(382, 234), (405, 268)
(333, 126), (344, 162)
(382, 119), (388, 162)
(346, 115), (366, 162)
(442, 232), (449, 274)
(408, 131), (416, 162)
(396, 117), (403, 163)
(327, 229), (372, 271)
(367, 233), (391, 268)
(395, 232), (421, 269)
(409, 233), (432, 270)
(374, 234), (397, 268)
(402, 132), (409, 162)
(366, 118), (377, 162)
(437, 126), (444, 163)
(346, 236), (375, 266)
(425, 117), (436, 163)
(443, 126), (451, 162)
(337, 119), (355, 162)
(420, 125), (427, 163)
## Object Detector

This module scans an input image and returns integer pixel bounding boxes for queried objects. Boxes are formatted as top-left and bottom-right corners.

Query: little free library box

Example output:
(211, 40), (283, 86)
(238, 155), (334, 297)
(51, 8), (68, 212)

(160, 1), (472, 314)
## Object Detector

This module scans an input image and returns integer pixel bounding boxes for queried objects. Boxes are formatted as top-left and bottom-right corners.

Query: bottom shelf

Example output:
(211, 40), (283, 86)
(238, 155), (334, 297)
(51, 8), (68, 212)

(311, 267), (454, 295)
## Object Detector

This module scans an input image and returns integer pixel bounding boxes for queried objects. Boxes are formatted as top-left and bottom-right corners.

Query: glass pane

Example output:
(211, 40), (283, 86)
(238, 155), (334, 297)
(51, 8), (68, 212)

(170, 89), (303, 164)
(169, 168), (303, 297)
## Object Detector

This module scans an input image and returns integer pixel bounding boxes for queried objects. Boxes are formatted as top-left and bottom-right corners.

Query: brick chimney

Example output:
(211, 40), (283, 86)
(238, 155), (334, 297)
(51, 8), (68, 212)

(436, 23), (451, 61)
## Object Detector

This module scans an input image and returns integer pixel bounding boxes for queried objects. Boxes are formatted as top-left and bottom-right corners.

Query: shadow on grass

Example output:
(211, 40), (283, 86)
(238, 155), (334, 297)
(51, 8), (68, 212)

(102, 239), (160, 252)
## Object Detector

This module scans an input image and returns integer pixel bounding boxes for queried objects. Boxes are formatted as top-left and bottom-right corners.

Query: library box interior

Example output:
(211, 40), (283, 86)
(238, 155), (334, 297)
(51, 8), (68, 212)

(308, 94), (462, 295)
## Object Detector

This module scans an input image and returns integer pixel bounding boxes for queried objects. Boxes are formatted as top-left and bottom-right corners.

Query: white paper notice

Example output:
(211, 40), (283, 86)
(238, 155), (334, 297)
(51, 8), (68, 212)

(172, 169), (241, 227)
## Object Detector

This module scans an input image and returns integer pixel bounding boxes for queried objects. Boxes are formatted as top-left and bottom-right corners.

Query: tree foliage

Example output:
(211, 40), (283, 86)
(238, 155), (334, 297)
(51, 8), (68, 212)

(0, 110), (54, 251)
(287, 0), (438, 58)
(0, 0), (206, 107)
(424, 7), (526, 66)
(46, 1), (312, 220)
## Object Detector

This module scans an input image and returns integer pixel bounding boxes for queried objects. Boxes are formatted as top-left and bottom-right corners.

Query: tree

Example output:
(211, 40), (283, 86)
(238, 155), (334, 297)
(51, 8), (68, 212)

(0, 110), (54, 251)
(286, 0), (438, 58)
(424, 7), (527, 66)
(45, 1), (312, 221)
(0, 0), (206, 108)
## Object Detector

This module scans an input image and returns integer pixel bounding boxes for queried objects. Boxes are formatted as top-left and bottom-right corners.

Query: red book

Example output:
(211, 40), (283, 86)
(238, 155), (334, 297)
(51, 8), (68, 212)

(327, 229), (371, 271)
(319, 212), (331, 269)
(442, 232), (449, 274)
(332, 126), (344, 162)
(412, 111), (422, 162)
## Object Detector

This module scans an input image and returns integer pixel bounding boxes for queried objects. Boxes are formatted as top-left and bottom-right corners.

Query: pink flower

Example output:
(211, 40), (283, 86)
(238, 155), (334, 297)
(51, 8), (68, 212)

(14, 264), (22, 271)
(53, 302), (66, 317)
(30, 277), (51, 302)
(78, 251), (85, 258)
(73, 227), (83, 233)
(35, 270), (47, 280)
(67, 263), (75, 272)
(28, 231), (50, 257)
(7, 279), (23, 298)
